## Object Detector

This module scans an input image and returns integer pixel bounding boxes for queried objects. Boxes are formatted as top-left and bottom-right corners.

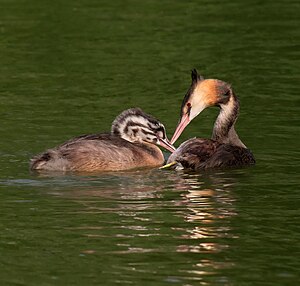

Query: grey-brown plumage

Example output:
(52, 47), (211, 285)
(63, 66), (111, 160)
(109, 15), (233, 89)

(168, 70), (255, 170)
(31, 108), (175, 172)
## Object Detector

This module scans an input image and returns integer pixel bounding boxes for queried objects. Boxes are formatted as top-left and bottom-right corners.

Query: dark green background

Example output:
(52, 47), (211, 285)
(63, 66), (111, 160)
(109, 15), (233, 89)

(0, 0), (299, 285)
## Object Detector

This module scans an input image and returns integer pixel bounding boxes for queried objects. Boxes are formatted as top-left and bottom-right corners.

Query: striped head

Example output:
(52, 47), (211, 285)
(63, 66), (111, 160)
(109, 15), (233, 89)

(111, 108), (175, 153)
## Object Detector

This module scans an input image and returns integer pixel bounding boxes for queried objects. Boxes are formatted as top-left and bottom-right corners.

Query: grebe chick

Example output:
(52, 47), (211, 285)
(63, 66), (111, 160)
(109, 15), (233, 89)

(31, 108), (175, 172)
(167, 69), (255, 170)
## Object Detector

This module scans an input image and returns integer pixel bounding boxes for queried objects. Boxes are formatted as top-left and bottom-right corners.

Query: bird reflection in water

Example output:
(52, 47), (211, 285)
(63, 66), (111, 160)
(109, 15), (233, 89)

(43, 168), (241, 281)
(173, 171), (238, 279)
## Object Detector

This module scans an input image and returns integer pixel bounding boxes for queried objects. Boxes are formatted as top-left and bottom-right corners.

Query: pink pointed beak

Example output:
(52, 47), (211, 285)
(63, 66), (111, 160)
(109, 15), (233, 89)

(157, 137), (176, 153)
(170, 113), (190, 144)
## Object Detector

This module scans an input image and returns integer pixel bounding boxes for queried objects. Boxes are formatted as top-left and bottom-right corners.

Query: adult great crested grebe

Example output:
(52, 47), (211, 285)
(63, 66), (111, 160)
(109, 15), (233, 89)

(167, 69), (255, 170)
(31, 108), (175, 172)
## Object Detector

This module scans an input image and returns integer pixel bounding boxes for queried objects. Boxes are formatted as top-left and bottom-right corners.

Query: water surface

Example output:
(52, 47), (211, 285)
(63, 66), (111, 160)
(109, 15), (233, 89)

(0, 0), (299, 285)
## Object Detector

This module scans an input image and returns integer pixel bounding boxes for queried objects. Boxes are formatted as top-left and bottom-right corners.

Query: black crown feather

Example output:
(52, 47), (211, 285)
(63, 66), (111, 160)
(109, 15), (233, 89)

(191, 69), (204, 82)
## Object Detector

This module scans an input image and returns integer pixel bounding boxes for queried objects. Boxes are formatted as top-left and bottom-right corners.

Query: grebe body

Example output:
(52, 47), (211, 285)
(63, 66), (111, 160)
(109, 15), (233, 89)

(168, 138), (255, 170)
(168, 70), (255, 170)
(31, 108), (175, 172)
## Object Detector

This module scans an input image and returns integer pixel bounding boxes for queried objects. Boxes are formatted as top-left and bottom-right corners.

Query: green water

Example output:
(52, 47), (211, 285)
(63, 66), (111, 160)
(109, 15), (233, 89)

(0, 0), (299, 285)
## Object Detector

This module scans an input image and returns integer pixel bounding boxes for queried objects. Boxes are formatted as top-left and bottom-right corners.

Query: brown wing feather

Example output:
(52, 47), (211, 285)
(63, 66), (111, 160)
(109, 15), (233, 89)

(206, 144), (255, 168)
(167, 138), (255, 170)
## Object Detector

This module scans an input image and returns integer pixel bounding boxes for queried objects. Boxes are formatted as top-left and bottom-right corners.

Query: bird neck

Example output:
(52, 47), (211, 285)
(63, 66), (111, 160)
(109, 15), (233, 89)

(212, 94), (246, 148)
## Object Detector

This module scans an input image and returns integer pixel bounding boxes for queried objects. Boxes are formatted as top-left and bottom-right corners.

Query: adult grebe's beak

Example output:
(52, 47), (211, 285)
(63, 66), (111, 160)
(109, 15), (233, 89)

(170, 113), (190, 144)
(157, 138), (176, 153)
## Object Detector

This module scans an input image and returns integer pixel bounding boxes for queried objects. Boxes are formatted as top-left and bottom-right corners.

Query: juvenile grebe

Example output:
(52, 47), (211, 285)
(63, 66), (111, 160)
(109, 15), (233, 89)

(31, 108), (175, 172)
(167, 69), (255, 170)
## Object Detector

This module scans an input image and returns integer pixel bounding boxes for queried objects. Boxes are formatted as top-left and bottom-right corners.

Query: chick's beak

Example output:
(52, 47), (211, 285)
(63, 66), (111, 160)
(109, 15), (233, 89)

(157, 137), (176, 153)
(170, 113), (190, 144)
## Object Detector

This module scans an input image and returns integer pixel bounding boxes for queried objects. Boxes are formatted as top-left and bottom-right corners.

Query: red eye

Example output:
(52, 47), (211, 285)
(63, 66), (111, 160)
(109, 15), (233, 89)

(187, 102), (191, 107)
